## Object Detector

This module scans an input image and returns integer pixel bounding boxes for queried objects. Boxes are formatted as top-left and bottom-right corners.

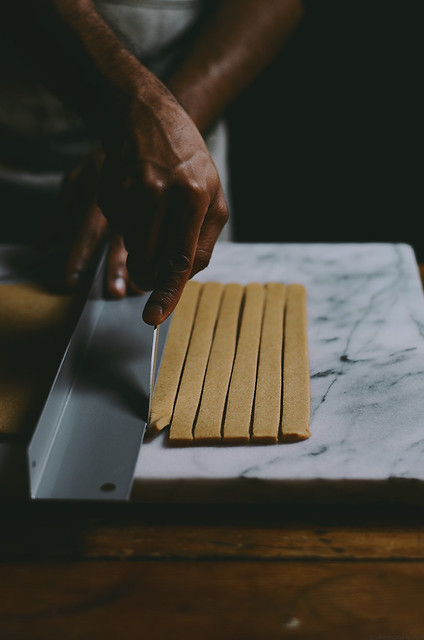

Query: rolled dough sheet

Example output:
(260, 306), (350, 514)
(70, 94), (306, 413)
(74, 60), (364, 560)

(0, 283), (79, 438)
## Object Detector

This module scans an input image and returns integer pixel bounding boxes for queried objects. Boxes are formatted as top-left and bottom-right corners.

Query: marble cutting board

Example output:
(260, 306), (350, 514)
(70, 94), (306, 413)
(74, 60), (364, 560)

(131, 242), (424, 504)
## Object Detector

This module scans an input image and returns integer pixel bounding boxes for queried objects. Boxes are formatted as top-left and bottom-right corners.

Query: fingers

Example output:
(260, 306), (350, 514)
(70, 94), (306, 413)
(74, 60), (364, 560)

(58, 150), (104, 242)
(39, 147), (108, 291)
(141, 246), (194, 325)
(99, 142), (228, 323)
(106, 232), (132, 298)
(142, 184), (228, 326)
(65, 202), (108, 288)
(37, 164), (85, 252)
(140, 180), (206, 324)
(99, 156), (167, 292)
(190, 184), (228, 278)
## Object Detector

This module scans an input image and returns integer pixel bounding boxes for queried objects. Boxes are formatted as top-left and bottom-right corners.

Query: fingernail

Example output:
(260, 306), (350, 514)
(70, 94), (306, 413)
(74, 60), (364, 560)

(143, 302), (164, 326)
(113, 277), (126, 295)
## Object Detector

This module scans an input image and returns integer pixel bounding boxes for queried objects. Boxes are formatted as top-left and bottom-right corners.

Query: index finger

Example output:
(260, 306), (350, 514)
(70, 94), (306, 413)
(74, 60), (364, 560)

(141, 216), (200, 325)
(142, 253), (192, 325)
(142, 186), (228, 325)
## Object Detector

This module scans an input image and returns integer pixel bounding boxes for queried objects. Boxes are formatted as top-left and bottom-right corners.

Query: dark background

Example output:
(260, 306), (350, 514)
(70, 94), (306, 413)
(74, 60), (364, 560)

(228, 0), (422, 258)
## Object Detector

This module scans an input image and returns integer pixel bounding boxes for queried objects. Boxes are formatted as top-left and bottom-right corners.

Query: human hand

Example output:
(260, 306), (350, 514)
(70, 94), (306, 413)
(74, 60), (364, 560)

(6, 2), (228, 323)
(98, 86), (228, 325)
(53, 147), (138, 298)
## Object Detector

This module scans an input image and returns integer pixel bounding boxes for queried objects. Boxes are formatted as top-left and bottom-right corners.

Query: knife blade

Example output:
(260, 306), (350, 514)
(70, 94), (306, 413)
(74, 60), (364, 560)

(147, 324), (160, 425)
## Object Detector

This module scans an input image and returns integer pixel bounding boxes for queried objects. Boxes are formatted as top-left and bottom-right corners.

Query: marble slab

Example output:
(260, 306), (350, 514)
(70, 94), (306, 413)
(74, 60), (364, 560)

(131, 242), (424, 504)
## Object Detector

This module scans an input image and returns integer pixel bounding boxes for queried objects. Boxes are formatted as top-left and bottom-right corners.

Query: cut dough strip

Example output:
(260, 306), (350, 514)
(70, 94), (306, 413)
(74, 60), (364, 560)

(169, 282), (224, 443)
(222, 283), (265, 443)
(281, 284), (311, 441)
(194, 283), (244, 442)
(149, 280), (310, 445)
(148, 280), (202, 434)
(251, 283), (286, 443)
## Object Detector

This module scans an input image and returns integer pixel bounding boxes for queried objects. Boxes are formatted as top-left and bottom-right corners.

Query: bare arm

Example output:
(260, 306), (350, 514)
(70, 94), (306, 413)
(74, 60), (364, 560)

(3, 1), (177, 147)
(2, 0), (228, 324)
(167, 0), (304, 133)
(2, 0), (303, 323)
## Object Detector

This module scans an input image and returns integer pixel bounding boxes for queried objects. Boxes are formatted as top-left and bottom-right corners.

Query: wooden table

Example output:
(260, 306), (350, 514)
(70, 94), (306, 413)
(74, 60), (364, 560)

(1, 269), (424, 639)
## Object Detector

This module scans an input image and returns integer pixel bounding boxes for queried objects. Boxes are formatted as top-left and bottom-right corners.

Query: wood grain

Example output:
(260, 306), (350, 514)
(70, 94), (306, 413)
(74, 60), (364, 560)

(2, 504), (424, 561)
(1, 560), (424, 640)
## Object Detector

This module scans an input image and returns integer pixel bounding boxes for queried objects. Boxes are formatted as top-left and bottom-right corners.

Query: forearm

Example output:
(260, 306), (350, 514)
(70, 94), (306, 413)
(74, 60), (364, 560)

(166, 0), (304, 133)
(2, 1), (229, 324)
(2, 0), (174, 150)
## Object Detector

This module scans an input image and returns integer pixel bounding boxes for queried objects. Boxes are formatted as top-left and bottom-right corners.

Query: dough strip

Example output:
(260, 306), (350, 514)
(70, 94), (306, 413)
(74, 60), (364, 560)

(148, 280), (202, 433)
(281, 283), (311, 441)
(222, 283), (265, 443)
(169, 282), (224, 442)
(252, 283), (286, 442)
(194, 283), (244, 442)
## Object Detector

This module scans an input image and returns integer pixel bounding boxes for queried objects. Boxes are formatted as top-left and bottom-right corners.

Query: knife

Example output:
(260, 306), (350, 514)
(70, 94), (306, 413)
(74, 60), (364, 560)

(147, 324), (160, 425)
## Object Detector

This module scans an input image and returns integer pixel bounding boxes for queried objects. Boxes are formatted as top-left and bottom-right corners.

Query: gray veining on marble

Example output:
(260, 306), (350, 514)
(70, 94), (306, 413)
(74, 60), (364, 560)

(132, 243), (424, 503)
